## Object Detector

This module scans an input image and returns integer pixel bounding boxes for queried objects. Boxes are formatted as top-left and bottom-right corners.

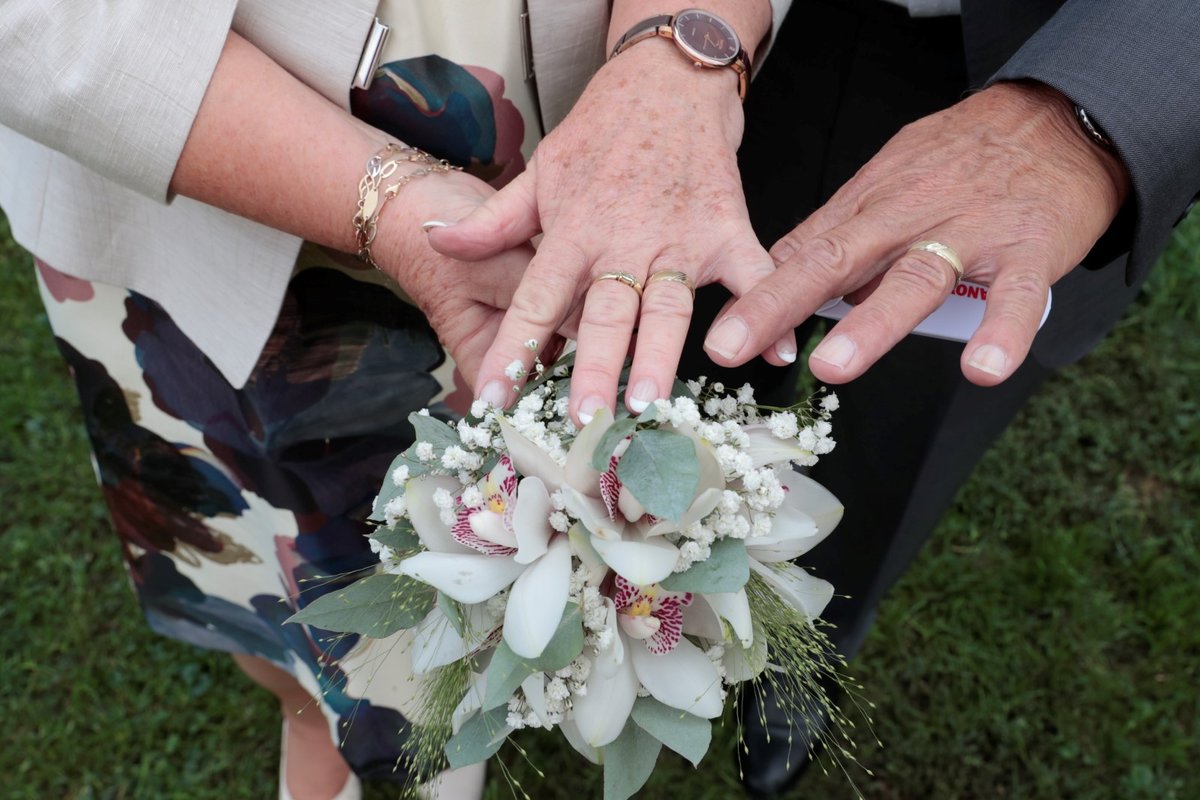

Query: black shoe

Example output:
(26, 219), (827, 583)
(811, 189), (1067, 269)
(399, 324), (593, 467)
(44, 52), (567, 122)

(736, 678), (839, 799)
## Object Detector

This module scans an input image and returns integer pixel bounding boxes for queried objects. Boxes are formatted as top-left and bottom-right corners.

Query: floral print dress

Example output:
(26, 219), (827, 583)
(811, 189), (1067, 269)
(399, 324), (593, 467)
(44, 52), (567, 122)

(36, 5), (539, 781)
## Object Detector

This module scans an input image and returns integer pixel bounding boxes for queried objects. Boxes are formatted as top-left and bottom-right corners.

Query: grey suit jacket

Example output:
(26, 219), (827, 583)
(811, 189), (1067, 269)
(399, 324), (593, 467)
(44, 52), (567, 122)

(954, 0), (1200, 365)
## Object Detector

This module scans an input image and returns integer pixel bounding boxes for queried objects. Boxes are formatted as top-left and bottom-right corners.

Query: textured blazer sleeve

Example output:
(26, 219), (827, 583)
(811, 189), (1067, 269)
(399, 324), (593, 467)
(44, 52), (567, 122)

(0, 0), (238, 203)
(987, 0), (1200, 284)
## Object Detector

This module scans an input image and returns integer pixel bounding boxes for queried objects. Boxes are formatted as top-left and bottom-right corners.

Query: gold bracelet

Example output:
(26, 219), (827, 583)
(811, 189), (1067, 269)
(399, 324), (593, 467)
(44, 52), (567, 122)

(353, 143), (461, 269)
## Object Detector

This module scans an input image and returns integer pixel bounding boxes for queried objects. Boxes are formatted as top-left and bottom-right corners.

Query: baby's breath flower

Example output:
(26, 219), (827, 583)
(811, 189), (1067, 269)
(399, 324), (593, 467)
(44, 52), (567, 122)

(461, 485), (483, 509)
(767, 412), (800, 440)
(383, 495), (407, 526)
(504, 360), (525, 380)
(390, 465), (410, 486)
(415, 442), (435, 462)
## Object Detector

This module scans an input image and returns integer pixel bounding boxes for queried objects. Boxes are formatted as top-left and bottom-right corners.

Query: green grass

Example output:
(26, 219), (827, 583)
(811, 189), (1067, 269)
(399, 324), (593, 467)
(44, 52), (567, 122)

(2, 210), (1198, 800)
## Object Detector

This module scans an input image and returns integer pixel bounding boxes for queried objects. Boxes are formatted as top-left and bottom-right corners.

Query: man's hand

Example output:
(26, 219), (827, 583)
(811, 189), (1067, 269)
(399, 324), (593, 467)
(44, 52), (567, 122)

(703, 82), (1131, 386)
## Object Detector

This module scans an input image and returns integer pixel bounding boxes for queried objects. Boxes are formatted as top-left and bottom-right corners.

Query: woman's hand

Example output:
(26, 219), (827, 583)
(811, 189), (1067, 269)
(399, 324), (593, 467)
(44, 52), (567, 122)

(373, 171), (539, 387)
(425, 25), (791, 424)
(703, 82), (1131, 386)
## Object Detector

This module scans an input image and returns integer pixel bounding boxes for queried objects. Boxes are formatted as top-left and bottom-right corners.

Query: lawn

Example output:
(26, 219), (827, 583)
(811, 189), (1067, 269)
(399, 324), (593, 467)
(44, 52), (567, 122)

(2, 210), (1197, 800)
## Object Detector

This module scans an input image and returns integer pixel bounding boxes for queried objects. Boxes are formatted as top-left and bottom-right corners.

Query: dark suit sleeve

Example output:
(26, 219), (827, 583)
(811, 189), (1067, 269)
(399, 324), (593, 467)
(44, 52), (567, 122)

(986, 0), (1200, 284)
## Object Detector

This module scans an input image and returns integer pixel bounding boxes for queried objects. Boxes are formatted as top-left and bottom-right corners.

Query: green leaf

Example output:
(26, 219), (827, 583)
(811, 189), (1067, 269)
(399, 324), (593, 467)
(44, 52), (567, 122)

(444, 707), (509, 769)
(482, 645), (534, 711)
(616, 429), (699, 522)
(438, 592), (466, 638)
(286, 574), (434, 638)
(591, 417), (637, 471)
(368, 523), (420, 552)
(670, 378), (696, 400)
(602, 719), (662, 800)
(410, 412), (462, 452)
(660, 537), (750, 593)
(630, 697), (711, 767)
(483, 604), (584, 709)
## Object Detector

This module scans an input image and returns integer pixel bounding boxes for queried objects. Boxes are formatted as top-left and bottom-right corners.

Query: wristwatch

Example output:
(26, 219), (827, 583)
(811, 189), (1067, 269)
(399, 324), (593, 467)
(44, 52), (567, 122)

(609, 9), (752, 101)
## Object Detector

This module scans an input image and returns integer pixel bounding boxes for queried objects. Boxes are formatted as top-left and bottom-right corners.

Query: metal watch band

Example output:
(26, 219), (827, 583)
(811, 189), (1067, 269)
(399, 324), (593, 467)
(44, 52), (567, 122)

(610, 14), (674, 59)
(609, 12), (750, 101)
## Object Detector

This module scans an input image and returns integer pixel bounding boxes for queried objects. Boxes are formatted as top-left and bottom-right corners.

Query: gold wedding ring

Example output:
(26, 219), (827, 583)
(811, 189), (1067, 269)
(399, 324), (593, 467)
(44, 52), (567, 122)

(907, 240), (964, 285)
(645, 270), (696, 298)
(592, 271), (644, 297)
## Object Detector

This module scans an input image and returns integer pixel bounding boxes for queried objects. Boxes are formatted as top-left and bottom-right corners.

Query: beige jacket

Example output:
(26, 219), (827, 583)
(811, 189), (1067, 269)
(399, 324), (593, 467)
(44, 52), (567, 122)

(0, 0), (789, 386)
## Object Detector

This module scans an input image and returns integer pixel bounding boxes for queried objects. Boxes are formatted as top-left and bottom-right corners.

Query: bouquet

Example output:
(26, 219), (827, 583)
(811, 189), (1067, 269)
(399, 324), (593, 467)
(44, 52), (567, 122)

(290, 353), (855, 798)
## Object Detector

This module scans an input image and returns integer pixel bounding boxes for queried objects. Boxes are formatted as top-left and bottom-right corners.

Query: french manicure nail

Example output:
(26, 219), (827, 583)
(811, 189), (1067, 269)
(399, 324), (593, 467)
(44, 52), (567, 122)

(478, 380), (509, 409)
(577, 395), (607, 426)
(775, 339), (798, 364)
(420, 220), (450, 231)
(811, 334), (856, 369)
(628, 380), (659, 414)
(967, 344), (1009, 377)
(705, 317), (749, 360)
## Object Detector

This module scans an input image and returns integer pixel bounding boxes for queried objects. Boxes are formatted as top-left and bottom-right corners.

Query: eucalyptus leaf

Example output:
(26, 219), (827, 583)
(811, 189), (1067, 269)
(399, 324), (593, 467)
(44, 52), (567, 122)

(483, 604), (584, 710)
(438, 592), (466, 638)
(630, 696), (711, 767)
(602, 719), (662, 800)
(616, 429), (699, 522)
(444, 707), (510, 769)
(482, 643), (534, 711)
(409, 412), (462, 452)
(369, 523), (420, 552)
(591, 417), (637, 471)
(660, 537), (750, 593)
(670, 378), (696, 400)
(286, 573), (434, 638)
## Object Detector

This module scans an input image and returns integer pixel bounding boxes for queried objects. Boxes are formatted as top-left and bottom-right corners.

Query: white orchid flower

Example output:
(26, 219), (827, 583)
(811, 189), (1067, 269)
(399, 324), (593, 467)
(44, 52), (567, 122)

(682, 470), (844, 660)
(571, 577), (724, 748)
(542, 412), (726, 587)
(397, 455), (570, 660)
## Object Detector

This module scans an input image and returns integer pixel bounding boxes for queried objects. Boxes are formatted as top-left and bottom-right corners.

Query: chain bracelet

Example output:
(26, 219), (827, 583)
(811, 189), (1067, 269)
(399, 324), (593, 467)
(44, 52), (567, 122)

(353, 143), (461, 269)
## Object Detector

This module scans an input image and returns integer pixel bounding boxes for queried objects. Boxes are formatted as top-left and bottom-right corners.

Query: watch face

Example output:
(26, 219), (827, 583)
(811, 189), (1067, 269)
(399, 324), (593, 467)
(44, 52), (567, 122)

(673, 9), (740, 66)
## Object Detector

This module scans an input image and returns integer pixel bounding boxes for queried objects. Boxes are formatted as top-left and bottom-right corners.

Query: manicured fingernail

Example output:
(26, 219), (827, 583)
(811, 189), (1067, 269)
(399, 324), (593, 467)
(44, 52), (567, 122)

(628, 381), (658, 414)
(811, 334), (856, 369)
(577, 395), (607, 426)
(705, 317), (749, 360)
(967, 344), (1009, 377)
(479, 380), (509, 409)
(420, 220), (450, 231)
(774, 338), (797, 364)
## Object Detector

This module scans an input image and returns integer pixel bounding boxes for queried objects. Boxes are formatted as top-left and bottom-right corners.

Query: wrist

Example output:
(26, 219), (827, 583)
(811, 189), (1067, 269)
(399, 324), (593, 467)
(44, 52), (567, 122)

(601, 35), (745, 146)
(989, 81), (1131, 209)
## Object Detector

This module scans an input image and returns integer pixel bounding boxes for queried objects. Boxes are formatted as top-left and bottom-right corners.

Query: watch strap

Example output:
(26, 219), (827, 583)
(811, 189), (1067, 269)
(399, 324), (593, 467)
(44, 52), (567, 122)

(610, 14), (674, 60)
